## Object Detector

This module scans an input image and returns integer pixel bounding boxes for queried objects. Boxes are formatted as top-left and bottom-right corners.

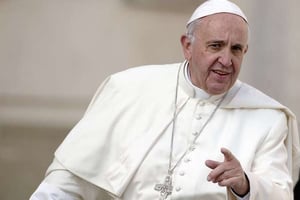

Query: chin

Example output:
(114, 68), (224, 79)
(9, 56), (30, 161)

(207, 87), (229, 95)
(208, 82), (233, 95)
(209, 90), (226, 95)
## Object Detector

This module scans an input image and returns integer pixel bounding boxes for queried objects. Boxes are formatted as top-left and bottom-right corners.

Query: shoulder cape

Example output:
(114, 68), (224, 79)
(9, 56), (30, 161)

(53, 63), (300, 197)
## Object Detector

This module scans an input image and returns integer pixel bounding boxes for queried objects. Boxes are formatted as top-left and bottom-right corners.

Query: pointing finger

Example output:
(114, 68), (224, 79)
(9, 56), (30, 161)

(205, 160), (221, 169)
(221, 147), (234, 161)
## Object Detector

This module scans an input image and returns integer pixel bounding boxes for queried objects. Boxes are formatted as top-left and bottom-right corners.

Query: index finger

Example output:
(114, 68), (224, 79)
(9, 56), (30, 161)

(221, 147), (234, 161)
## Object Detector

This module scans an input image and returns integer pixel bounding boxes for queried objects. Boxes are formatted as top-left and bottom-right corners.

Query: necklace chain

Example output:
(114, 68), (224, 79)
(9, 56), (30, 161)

(169, 92), (226, 174)
(154, 61), (227, 199)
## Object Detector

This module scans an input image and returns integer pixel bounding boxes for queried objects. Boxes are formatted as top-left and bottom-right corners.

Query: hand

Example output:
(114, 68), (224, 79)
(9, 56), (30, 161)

(205, 147), (249, 196)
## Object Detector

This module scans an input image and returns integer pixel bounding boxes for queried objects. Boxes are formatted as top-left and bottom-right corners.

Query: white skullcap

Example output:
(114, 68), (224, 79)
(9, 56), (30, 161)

(187, 0), (248, 26)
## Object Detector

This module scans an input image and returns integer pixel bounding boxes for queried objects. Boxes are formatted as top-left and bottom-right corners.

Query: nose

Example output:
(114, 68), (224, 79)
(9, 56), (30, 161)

(217, 49), (232, 67)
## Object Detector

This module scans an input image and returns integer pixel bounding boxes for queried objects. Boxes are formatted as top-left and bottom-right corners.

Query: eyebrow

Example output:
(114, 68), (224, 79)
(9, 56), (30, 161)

(206, 40), (225, 44)
(207, 40), (245, 49)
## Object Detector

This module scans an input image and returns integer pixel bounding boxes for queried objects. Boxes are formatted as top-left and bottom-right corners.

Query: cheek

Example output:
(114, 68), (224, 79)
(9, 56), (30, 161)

(233, 61), (242, 74)
(183, 49), (191, 60)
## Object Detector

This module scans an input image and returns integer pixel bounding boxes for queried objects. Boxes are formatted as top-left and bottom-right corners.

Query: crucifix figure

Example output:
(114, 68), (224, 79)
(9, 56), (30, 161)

(154, 175), (173, 199)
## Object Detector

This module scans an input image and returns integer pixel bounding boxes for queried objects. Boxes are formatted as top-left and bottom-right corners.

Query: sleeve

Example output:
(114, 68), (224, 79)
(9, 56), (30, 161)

(246, 112), (293, 199)
(230, 189), (250, 200)
(227, 187), (250, 200)
(29, 181), (79, 200)
(29, 159), (115, 200)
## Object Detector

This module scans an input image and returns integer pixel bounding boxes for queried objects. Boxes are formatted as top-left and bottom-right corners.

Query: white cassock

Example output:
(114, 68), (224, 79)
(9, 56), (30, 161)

(30, 62), (300, 200)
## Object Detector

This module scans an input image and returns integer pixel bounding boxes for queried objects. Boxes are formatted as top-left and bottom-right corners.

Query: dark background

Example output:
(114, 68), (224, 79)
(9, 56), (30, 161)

(295, 178), (300, 199)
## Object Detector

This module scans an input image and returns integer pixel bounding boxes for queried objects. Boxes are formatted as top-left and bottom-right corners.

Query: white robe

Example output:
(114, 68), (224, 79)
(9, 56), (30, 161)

(33, 62), (300, 199)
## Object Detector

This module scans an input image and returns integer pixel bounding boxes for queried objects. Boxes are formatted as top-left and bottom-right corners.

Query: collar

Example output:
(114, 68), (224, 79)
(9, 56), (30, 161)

(179, 60), (241, 104)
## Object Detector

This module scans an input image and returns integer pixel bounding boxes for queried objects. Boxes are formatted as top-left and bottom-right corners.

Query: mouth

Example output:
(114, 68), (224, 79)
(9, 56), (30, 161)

(211, 69), (231, 76)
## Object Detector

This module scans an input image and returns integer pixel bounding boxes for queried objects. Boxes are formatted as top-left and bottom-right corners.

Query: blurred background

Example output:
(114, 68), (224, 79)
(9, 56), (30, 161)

(0, 0), (299, 199)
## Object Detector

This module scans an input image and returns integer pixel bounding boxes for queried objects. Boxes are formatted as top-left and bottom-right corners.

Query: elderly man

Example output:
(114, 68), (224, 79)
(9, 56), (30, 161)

(30, 0), (300, 199)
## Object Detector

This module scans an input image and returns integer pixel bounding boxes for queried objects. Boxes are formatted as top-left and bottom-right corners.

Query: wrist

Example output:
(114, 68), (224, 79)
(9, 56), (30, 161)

(232, 173), (250, 197)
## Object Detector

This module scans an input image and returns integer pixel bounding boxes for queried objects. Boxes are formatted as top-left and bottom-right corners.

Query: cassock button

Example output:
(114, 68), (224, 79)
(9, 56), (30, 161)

(199, 101), (206, 106)
(195, 114), (202, 120)
(192, 131), (198, 136)
(179, 171), (185, 176)
(175, 187), (181, 192)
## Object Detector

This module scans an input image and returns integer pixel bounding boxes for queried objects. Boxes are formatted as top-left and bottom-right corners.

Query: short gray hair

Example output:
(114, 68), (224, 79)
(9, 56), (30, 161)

(186, 19), (202, 43)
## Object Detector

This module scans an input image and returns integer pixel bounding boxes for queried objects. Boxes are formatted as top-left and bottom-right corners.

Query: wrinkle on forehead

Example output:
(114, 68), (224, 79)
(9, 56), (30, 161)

(196, 13), (248, 45)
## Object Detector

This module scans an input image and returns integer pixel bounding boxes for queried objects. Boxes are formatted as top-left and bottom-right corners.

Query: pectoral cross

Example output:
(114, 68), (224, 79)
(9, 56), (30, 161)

(154, 175), (173, 200)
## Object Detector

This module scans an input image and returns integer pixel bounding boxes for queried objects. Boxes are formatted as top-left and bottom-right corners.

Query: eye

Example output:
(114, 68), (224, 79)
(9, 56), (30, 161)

(232, 45), (243, 53)
(208, 43), (222, 50)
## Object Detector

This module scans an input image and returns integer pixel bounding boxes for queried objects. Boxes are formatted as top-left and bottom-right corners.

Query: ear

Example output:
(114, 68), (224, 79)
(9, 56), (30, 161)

(244, 44), (249, 54)
(180, 35), (192, 60)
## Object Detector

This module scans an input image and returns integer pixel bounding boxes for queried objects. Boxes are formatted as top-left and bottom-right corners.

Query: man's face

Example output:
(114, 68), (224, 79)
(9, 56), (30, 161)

(181, 13), (248, 95)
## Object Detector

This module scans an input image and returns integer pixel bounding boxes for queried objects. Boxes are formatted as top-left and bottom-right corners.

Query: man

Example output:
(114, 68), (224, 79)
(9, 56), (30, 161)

(30, 0), (300, 199)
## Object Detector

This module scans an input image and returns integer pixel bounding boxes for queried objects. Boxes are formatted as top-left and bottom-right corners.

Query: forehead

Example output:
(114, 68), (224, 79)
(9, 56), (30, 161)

(195, 13), (248, 43)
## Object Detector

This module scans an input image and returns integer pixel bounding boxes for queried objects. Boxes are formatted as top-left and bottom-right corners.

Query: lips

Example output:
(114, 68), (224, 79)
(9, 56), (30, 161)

(212, 69), (231, 76)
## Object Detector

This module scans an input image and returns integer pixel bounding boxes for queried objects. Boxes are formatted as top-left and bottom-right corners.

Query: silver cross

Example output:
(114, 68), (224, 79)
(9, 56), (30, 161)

(154, 175), (173, 199)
